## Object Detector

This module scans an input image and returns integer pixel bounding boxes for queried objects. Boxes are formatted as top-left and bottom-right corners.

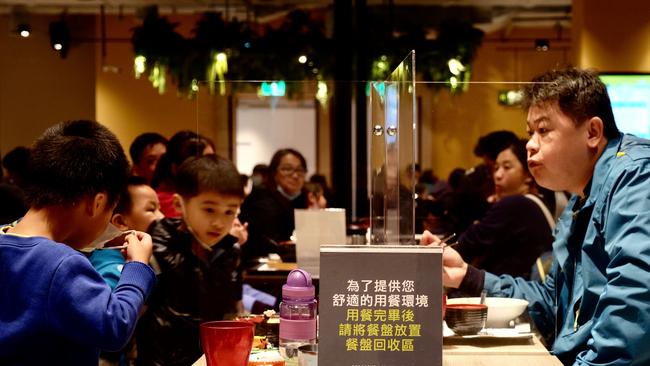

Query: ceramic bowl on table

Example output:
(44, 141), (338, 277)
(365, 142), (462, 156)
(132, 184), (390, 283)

(447, 297), (529, 328)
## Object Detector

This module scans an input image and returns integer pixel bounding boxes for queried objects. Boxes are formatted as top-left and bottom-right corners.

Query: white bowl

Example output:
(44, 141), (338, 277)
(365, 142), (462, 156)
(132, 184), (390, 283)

(446, 297), (529, 328)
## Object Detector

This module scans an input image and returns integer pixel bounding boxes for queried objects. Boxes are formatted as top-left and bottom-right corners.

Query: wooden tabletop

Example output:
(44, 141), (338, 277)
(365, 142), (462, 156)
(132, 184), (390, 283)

(252, 262), (299, 272)
(442, 335), (562, 365)
(194, 336), (561, 366)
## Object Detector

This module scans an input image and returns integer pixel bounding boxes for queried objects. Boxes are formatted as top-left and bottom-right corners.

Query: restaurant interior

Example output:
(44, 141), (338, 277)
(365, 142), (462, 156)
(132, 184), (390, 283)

(1, 0), (649, 365)
(2, 0), (648, 221)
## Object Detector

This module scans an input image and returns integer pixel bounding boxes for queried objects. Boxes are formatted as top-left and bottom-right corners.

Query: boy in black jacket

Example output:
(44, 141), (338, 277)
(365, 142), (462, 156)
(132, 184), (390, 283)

(136, 155), (244, 366)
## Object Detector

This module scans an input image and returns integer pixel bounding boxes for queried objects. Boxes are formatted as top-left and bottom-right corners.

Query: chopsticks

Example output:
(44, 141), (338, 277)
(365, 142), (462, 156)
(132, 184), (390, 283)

(440, 232), (459, 248)
(440, 232), (456, 243)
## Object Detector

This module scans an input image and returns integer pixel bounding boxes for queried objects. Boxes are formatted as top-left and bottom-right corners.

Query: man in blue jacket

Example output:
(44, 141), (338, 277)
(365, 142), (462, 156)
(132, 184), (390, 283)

(424, 68), (650, 365)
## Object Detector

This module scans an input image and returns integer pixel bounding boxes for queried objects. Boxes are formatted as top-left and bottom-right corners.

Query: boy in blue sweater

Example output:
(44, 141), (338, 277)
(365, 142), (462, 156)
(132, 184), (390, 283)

(0, 120), (156, 365)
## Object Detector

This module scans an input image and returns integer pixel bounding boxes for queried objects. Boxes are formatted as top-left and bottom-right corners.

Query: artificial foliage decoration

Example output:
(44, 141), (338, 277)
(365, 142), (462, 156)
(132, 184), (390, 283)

(131, 6), (185, 94)
(418, 20), (484, 94)
(130, 7), (484, 97)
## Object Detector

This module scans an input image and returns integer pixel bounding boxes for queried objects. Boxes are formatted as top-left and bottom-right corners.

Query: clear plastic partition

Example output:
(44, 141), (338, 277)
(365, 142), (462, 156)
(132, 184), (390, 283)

(369, 51), (417, 245)
(188, 74), (564, 248)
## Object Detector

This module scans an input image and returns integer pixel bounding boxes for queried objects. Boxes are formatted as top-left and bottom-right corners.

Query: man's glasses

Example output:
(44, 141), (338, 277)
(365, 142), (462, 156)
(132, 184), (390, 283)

(278, 166), (307, 177)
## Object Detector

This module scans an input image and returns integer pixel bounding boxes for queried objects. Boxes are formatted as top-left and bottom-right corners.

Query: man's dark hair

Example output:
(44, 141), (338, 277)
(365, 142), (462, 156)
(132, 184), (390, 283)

(25, 120), (130, 208)
(522, 68), (619, 139)
(2, 146), (32, 187)
(129, 132), (168, 165)
(473, 130), (519, 162)
(176, 155), (244, 199)
(113, 176), (149, 215)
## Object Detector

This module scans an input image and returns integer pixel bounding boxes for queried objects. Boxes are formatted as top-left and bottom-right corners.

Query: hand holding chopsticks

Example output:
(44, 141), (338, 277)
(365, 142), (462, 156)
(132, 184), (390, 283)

(440, 233), (459, 248)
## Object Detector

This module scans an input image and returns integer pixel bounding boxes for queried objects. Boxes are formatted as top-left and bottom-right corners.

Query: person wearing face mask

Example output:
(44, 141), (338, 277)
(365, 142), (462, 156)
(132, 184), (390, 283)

(87, 176), (165, 292)
(0, 120), (155, 365)
(239, 148), (309, 263)
(135, 155), (245, 366)
(86, 176), (165, 366)
(451, 139), (555, 279)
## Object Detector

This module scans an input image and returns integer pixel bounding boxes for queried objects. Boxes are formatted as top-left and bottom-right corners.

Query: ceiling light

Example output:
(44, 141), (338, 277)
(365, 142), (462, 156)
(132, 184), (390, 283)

(17, 23), (30, 38)
(535, 39), (550, 52)
(49, 19), (70, 58)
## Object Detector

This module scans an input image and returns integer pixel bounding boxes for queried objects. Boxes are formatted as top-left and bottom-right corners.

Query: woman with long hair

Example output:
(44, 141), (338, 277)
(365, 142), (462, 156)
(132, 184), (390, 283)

(453, 139), (555, 279)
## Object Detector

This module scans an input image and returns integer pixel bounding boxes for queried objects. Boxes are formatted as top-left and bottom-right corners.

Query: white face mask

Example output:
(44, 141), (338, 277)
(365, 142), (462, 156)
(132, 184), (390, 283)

(178, 197), (214, 251)
(82, 223), (124, 252)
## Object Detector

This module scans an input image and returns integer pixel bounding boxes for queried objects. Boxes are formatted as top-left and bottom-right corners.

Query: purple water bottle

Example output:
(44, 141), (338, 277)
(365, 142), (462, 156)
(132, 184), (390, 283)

(279, 269), (317, 361)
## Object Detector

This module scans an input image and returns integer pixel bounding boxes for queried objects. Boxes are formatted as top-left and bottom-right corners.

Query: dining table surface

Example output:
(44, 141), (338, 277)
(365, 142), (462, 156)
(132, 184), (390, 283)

(202, 259), (563, 366)
(194, 334), (561, 366)
(441, 334), (562, 366)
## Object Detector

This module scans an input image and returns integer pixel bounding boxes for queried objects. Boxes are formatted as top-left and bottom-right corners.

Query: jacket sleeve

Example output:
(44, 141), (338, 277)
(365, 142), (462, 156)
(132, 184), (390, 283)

(483, 264), (557, 341)
(47, 255), (156, 351)
(574, 164), (650, 366)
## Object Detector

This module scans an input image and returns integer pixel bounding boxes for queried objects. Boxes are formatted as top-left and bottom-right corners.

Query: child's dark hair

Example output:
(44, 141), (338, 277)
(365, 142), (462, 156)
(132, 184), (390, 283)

(113, 176), (150, 215)
(176, 155), (244, 199)
(25, 120), (129, 208)
(129, 132), (168, 165)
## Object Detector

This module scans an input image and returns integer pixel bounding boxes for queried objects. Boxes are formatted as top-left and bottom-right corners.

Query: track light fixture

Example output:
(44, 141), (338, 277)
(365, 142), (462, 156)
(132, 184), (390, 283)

(11, 6), (31, 38)
(17, 23), (31, 38)
(49, 19), (70, 58)
(535, 39), (550, 52)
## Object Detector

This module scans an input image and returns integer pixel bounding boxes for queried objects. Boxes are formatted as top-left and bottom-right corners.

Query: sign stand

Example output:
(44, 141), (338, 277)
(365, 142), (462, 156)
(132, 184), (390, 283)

(319, 51), (443, 366)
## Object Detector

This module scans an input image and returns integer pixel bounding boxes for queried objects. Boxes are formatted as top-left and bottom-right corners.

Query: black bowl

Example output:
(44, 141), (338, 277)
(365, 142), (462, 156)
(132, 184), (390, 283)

(445, 304), (487, 335)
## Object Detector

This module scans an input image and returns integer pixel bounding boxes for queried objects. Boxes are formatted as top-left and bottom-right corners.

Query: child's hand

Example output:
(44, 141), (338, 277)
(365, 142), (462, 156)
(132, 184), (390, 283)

(230, 218), (249, 245)
(124, 231), (153, 265)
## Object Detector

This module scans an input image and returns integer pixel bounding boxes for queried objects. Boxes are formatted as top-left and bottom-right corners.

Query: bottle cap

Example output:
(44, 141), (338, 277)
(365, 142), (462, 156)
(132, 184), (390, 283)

(282, 269), (315, 299)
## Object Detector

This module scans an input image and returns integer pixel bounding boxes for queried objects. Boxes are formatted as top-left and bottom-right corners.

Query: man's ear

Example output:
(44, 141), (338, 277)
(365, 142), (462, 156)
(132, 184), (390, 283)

(172, 193), (183, 214)
(87, 192), (109, 217)
(586, 116), (605, 149)
(111, 213), (130, 231)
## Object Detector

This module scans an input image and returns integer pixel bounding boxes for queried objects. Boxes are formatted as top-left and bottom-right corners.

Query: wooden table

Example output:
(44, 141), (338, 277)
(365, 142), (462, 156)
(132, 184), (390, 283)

(194, 336), (561, 366)
(442, 335), (562, 365)
(234, 262), (562, 365)
(242, 261), (300, 311)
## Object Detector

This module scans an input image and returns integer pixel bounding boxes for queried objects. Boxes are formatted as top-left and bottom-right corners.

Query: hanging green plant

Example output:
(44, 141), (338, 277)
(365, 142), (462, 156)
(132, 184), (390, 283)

(419, 20), (484, 94)
(131, 6), (185, 94)
(130, 8), (483, 97)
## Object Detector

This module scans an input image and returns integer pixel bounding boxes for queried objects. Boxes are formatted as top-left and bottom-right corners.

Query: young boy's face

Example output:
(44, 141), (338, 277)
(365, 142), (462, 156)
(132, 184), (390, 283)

(178, 191), (241, 247)
(120, 184), (164, 232)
